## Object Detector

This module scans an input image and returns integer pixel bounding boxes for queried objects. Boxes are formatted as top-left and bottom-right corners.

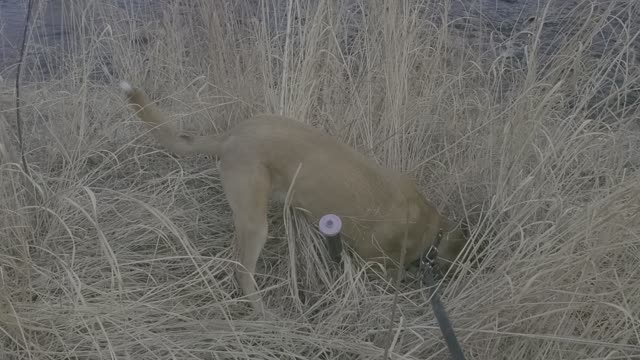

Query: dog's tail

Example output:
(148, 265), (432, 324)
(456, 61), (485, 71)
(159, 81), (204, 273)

(119, 81), (224, 156)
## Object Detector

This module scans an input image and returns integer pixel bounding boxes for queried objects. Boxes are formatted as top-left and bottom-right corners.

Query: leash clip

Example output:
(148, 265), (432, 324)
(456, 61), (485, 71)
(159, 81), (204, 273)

(421, 229), (443, 271)
(421, 244), (439, 269)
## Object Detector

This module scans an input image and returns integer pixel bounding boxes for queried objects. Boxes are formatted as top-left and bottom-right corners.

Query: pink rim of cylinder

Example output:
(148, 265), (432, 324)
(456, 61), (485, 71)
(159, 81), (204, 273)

(319, 214), (342, 237)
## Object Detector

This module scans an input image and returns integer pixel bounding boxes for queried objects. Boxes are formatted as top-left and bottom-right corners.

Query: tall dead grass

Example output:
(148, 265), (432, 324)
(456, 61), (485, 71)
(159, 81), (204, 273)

(0, 0), (639, 359)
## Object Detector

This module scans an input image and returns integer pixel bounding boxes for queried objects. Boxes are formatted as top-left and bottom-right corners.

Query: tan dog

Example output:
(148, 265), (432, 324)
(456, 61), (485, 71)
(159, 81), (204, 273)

(120, 81), (467, 315)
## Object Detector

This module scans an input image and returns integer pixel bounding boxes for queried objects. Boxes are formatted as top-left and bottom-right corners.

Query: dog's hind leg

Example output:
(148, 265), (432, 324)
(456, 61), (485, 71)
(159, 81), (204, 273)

(221, 161), (271, 315)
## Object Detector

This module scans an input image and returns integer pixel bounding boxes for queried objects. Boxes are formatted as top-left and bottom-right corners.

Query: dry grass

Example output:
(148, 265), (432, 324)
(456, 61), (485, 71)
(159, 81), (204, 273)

(1, 0), (639, 359)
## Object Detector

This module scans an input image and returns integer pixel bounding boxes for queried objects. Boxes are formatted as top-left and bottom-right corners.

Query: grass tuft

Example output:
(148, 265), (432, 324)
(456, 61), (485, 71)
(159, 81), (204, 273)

(1, 0), (639, 358)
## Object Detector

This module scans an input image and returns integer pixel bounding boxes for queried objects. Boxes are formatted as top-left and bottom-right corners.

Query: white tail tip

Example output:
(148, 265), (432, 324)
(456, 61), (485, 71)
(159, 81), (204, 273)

(119, 81), (133, 94)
